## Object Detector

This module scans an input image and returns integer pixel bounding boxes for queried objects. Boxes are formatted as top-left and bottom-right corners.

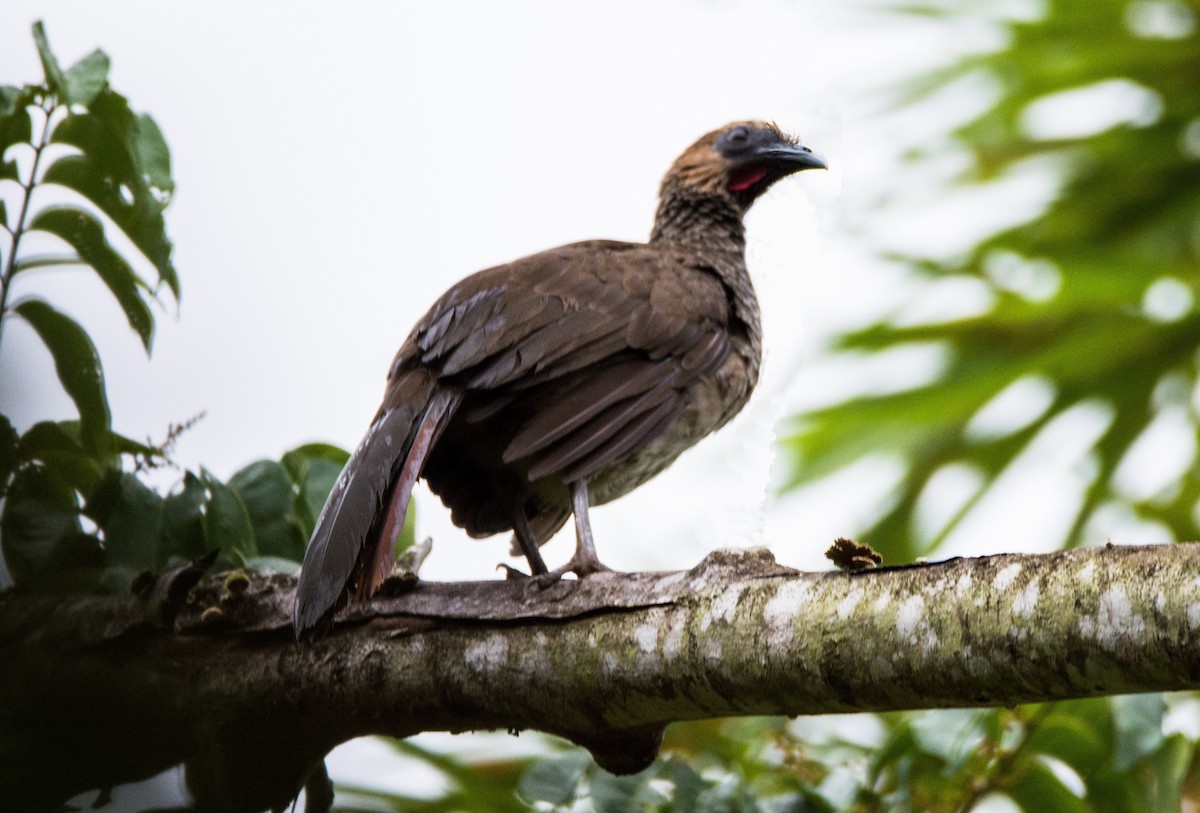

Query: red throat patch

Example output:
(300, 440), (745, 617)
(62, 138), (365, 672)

(728, 166), (767, 192)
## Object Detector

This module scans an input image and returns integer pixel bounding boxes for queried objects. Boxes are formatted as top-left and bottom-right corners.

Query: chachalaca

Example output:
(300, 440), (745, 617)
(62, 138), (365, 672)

(294, 121), (825, 638)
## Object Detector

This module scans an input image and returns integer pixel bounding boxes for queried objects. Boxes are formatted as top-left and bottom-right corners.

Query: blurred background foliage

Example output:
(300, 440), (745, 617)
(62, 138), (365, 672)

(3, 0), (1200, 810)
(784, 0), (1200, 565)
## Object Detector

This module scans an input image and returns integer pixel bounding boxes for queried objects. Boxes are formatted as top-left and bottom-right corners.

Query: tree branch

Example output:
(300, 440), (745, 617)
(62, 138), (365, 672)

(4, 543), (1199, 811)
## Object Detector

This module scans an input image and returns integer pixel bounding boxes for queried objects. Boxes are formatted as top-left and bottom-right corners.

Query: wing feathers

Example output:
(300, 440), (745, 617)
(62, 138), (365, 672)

(525, 381), (679, 481)
(503, 359), (676, 463)
(415, 245), (730, 391)
(561, 394), (683, 483)
(412, 248), (735, 491)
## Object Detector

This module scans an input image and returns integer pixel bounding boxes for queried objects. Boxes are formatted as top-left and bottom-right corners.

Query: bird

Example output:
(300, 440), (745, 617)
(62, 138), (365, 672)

(293, 121), (826, 638)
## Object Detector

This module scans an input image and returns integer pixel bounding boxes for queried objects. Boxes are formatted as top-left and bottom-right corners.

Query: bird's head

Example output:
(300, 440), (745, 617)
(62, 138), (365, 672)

(663, 121), (826, 210)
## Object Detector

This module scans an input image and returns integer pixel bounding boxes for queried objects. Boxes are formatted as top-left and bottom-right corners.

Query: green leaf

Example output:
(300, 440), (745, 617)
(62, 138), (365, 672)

(1024, 714), (1107, 779)
(395, 493), (417, 556)
(62, 49), (110, 106)
(299, 458), (343, 537)
(31, 22), (68, 96)
(10, 254), (82, 274)
(106, 429), (160, 460)
(15, 420), (105, 494)
(133, 113), (173, 195)
(0, 415), (18, 496)
(693, 777), (757, 813)
(909, 709), (989, 771)
(518, 752), (590, 805)
(282, 443), (350, 539)
(229, 459), (305, 561)
(281, 442), (351, 482)
(667, 758), (705, 813)
(162, 471), (207, 560)
(0, 86), (32, 182)
(113, 474), (164, 563)
(589, 766), (659, 813)
(47, 92), (177, 298)
(1111, 694), (1165, 771)
(1145, 734), (1192, 813)
(0, 85), (24, 116)
(86, 470), (163, 574)
(13, 298), (111, 455)
(1087, 769), (1144, 813)
(0, 464), (96, 587)
(201, 468), (256, 561)
(1007, 761), (1089, 813)
(1051, 699), (1115, 753)
(384, 739), (530, 813)
(868, 724), (917, 779)
(28, 206), (154, 350)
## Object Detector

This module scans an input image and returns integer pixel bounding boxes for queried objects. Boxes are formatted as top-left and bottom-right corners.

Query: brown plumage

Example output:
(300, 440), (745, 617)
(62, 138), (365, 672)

(294, 121), (825, 637)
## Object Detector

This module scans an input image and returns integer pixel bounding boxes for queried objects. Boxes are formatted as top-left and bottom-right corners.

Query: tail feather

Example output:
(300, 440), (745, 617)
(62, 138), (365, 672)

(293, 383), (460, 639)
(361, 390), (459, 597)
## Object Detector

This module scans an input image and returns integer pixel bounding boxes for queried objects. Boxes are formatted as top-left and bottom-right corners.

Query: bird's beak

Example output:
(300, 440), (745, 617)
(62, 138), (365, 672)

(757, 143), (828, 172)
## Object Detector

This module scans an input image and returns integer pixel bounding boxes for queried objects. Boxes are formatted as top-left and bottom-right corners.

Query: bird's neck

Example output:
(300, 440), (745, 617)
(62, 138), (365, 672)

(649, 186), (746, 256)
(649, 183), (762, 383)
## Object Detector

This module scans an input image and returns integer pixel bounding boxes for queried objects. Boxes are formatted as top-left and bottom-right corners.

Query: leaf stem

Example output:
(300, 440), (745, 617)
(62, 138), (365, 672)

(0, 96), (56, 358)
(11, 254), (84, 273)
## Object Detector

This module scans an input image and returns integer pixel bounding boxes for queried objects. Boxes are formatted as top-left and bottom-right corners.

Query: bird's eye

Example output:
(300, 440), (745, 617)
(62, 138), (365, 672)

(715, 125), (757, 158)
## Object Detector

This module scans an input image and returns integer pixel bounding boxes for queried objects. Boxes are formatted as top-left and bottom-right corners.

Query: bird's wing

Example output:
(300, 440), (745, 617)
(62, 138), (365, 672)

(404, 241), (735, 483)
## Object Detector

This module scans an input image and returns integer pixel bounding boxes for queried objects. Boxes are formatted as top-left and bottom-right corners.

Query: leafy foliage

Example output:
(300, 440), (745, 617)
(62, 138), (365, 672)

(0, 23), (175, 452)
(0, 421), (358, 593)
(335, 728), (835, 813)
(0, 26), (389, 594)
(327, 705), (1200, 812)
(781, 0), (1200, 563)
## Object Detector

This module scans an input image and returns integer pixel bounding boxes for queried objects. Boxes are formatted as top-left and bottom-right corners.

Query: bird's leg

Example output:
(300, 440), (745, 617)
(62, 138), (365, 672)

(567, 479), (608, 576)
(534, 480), (612, 585)
(505, 503), (549, 577)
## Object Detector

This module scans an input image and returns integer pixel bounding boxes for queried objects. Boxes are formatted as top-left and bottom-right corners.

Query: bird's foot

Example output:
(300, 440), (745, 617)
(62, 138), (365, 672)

(498, 563), (533, 580)
(530, 552), (613, 589)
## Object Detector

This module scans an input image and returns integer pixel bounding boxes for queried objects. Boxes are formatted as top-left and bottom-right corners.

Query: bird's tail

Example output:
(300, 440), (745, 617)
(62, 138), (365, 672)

(293, 376), (460, 639)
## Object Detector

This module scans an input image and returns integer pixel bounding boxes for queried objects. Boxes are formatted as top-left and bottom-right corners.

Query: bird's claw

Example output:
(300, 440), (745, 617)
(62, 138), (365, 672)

(529, 555), (613, 590)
